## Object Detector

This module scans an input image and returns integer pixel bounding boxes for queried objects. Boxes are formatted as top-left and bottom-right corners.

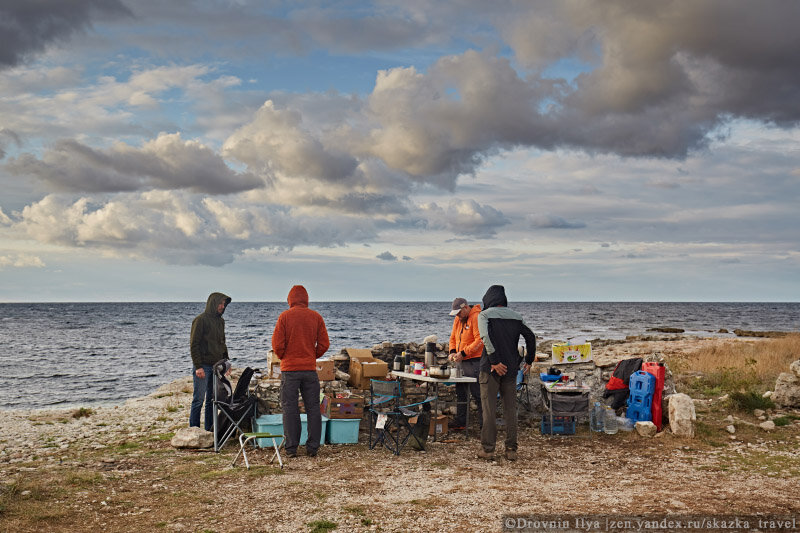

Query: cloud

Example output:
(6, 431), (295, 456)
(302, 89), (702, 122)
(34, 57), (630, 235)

(527, 214), (586, 229)
(5, 133), (264, 194)
(0, 252), (44, 269)
(402, 255), (413, 261)
(376, 251), (397, 261)
(5, 192), (379, 266)
(223, 100), (358, 184)
(0, 0), (132, 68)
(418, 198), (509, 236)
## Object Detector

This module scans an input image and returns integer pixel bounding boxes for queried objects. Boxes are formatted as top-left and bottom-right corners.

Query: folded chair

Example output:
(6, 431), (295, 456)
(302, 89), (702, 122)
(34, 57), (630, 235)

(367, 379), (436, 455)
(516, 368), (532, 412)
(212, 360), (259, 452)
(230, 430), (284, 469)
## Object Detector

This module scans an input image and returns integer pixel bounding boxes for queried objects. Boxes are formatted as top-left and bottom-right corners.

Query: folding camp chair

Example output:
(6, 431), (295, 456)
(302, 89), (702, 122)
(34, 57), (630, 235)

(230, 431), (284, 469)
(367, 379), (436, 455)
(212, 360), (259, 452)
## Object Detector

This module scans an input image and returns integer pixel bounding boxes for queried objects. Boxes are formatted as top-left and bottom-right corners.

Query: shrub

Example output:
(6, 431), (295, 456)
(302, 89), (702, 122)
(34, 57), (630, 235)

(72, 407), (93, 419)
(728, 391), (775, 412)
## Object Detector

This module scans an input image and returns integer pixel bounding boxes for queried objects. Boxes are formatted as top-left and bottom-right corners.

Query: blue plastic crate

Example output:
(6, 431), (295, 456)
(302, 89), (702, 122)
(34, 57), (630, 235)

(325, 418), (360, 444)
(541, 415), (576, 435)
(253, 414), (328, 448)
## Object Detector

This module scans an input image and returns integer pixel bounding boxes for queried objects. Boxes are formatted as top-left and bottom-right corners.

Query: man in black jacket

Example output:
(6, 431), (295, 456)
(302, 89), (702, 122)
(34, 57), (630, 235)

(189, 292), (230, 431)
(476, 285), (536, 461)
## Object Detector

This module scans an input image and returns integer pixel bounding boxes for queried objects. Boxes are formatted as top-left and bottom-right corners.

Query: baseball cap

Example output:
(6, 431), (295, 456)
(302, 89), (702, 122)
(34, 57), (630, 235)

(449, 297), (468, 316)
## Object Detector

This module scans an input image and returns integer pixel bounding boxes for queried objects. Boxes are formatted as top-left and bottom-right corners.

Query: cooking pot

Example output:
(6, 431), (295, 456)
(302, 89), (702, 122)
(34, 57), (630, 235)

(429, 365), (450, 379)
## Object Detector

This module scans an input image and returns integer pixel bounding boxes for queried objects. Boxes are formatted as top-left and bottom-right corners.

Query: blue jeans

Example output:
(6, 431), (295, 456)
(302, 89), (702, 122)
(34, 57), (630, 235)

(190, 365), (214, 430)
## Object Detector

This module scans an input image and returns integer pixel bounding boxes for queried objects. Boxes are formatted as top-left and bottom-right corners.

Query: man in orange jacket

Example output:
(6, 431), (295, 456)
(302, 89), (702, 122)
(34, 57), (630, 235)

(272, 285), (330, 458)
(448, 297), (484, 430)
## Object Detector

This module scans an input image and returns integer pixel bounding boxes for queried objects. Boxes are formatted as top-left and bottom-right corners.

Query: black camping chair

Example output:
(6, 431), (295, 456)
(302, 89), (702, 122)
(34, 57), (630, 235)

(212, 360), (259, 452)
(367, 379), (436, 455)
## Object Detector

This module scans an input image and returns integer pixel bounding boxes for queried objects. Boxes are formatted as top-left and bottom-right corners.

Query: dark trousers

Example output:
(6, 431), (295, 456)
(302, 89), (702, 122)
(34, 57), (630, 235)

(479, 369), (518, 453)
(454, 358), (482, 427)
(280, 371), (321, 454)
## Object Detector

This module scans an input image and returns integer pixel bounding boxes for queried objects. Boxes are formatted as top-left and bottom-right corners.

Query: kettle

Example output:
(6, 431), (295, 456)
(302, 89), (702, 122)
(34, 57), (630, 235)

(430, 364), (450, 379)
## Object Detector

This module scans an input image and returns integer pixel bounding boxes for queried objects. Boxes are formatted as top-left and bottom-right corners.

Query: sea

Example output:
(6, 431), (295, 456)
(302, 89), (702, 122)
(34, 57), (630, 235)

(1, 301), (799, 410)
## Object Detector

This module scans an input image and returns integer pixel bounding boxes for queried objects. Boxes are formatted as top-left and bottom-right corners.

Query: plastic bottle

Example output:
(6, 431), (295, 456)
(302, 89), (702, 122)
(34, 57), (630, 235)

(603, 406), (618, 434)
(590, 402), (605, 432)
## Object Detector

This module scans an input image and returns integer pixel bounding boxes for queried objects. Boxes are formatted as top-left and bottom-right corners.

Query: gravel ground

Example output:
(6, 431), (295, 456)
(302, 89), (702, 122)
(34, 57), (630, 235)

(2, 337), (799, 533)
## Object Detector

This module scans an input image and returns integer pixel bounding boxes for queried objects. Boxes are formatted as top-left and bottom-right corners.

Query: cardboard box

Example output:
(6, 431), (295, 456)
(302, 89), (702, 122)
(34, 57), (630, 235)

(551, 343), (592, 364)
(409, 414), (449, 437)
(269, 362), (282, 378)
(316, 359), (335, 381)
(326, 394), (365, 419)
(267, 350), (281, 378)
(346, 348), (389, 389)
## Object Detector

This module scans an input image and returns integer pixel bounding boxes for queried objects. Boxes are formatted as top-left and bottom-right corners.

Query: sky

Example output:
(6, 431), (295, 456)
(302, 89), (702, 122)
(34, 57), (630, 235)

(1, 0), (799, 302)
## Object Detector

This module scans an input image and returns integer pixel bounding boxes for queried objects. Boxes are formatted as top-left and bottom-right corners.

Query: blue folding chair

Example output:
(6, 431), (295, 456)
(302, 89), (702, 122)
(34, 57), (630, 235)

(367, 379), (436, 455)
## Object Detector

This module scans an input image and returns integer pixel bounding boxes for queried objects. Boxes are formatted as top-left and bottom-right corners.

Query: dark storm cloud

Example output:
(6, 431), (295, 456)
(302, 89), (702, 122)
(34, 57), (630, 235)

(376, 251), (397, 261)
(5, 134), (263, 195)
(0, 0), (131, 68)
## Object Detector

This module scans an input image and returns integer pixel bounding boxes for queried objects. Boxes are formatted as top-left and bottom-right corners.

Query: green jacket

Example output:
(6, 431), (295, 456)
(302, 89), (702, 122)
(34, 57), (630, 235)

(190, 292), (231, 369)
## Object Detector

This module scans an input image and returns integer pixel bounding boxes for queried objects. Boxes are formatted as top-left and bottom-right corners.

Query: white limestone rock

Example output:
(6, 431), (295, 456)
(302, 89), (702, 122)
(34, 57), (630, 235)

(635, 421), (658, 437)
(668, 393), (696, 438)
(170, 427), (214, 449)
(759, 421), (776, 432)
(773, 371), (800, 408)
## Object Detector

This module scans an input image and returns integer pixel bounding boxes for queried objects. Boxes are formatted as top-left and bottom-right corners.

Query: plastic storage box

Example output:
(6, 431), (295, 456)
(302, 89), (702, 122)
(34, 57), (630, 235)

(540, 415), (576, 435)
(325, 418), (360, 444)
(253, 414), (329, 448)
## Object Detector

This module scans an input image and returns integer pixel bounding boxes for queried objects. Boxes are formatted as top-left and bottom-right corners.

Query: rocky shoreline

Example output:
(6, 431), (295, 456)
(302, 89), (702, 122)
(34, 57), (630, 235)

(2, 333), (794, 465)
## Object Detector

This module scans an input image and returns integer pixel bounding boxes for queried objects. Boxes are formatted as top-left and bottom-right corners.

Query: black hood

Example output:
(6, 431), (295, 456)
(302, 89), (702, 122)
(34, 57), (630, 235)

(482, 285), (507, 309)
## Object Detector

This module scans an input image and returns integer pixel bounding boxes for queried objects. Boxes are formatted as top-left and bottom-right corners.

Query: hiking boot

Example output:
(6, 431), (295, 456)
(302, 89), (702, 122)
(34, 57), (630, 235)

(307, 449), (318, 458)
(504, 449), (518, 462)
(477, 449), (494, 460)
(285, 450), (297, 458)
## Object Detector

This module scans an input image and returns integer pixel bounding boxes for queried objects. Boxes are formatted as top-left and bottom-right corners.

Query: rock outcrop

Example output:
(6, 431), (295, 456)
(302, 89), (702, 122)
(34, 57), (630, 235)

(772, 359), (800, 408)
(668, 393), (696, 437)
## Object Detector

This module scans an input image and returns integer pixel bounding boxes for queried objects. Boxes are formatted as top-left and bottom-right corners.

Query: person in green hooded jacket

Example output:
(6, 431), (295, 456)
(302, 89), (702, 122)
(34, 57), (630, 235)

(189, 292), (231, 430)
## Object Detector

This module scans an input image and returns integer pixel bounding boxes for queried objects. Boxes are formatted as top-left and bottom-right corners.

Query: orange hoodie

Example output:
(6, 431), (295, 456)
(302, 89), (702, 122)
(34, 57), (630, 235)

(448, 304), (483, 360)
(271, 285), (330, 371)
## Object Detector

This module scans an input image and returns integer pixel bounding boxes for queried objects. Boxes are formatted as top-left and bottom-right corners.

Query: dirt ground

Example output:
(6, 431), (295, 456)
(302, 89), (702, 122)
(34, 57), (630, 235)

(2, 337), (799, 533)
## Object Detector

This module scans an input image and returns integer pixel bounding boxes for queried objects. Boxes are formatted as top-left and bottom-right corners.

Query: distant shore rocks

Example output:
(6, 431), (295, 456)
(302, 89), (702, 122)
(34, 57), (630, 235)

(733, 329), (790, 338)
(648, 327), (685, 333)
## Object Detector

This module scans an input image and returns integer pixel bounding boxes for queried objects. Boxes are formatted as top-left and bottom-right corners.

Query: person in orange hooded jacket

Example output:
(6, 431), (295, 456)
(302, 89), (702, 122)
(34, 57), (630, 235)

(272, 285), (330, 458)
(447, 297), (483, 430)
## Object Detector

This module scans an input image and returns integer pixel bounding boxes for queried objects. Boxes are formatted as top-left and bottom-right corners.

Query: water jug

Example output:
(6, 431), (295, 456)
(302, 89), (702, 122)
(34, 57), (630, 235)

(603, 406), (618, 434)
(393, 354), (403, 371)
(590, 402), (605, 432)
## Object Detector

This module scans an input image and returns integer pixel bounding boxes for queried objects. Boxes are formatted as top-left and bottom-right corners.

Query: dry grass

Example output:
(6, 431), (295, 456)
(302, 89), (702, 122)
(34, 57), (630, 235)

(670, 334), (800, 395)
